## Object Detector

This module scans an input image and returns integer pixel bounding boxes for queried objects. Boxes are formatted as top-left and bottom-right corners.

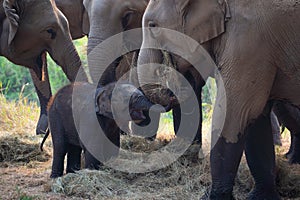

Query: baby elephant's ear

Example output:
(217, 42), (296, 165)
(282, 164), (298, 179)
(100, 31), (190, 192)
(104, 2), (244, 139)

(3, 0), (19, 45)
(95, 88), (105, 114)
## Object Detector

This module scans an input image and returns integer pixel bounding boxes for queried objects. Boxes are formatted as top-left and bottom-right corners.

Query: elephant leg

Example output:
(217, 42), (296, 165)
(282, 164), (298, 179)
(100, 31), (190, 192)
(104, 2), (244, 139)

(29, 68), (52, 135)
(289, 133), (300, 164)
(209, 135), (245, 200)
(51, 132), (67, 178)
(172, 87), (202, 145)
(272, 101), (300, 161)
(49, 109), (66, 178)
(245, 110), (280, 200)
(286, 133), (294, 159)
(51, 146), (67, 178)
(131, 110), (160, 141)
(66, 144), (82, 173)
(208, 63), (276, 200)
(84, 150), (101, 170)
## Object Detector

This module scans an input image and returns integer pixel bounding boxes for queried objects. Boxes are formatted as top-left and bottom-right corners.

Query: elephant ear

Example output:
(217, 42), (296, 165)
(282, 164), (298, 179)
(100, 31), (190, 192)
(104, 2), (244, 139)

(183, 0), (231, 44)
(95, 87), (113, 118)
(3, 0), (19, 45)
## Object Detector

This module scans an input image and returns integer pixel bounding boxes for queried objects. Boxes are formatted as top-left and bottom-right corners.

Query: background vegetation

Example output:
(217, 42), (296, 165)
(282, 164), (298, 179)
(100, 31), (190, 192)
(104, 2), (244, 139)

(0, 38), (88, 103)
(0, 37), (215, 122)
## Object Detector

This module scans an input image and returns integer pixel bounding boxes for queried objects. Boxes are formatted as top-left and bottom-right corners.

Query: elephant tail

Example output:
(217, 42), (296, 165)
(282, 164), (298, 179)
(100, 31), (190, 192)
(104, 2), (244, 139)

(40, 128), (50, 152)
(281, 125), (286, 134)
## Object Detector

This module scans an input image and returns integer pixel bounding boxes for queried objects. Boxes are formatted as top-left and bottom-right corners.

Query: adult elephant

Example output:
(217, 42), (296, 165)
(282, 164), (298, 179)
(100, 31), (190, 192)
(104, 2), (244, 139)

(55, 0), (89, 40)
(83, 0), (204, 144)
(138, 0), (300, 199)
(0, 0), (86, 135)
(83, 0), (147, 84)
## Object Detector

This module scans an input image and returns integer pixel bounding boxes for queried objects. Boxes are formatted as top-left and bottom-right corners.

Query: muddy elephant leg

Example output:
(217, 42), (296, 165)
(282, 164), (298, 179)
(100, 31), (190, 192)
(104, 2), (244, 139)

(66, 144), (82, 173)
(131, 110), (160, 140)
(245, 109), (280, 200)
(29, 68), (52, 135)
(84, 150), (101, 170)
(49, 109), (67, 178)
(208, 136), (245, 200)
(289, 133), (300, 164)
(51, 145), (67, 178)
(272, 101), (300, 163)
(208, 63), (276, 199)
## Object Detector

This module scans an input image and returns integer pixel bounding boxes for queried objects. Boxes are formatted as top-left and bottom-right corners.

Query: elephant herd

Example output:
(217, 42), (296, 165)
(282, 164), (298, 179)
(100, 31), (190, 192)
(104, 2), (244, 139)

(1, 0), (300, 199)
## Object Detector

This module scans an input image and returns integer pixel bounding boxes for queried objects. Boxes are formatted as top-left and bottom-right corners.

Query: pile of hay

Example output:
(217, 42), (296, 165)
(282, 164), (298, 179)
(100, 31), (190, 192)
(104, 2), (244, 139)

(276, 157), (300, 198)
(48, 134), (300, 199)
(0, 136), (50, 166)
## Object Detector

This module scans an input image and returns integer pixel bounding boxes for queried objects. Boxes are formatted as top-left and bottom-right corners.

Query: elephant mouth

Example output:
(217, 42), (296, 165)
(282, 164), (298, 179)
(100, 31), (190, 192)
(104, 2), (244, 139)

(140, 51), (186, 107)
(34, 51), (47, 81)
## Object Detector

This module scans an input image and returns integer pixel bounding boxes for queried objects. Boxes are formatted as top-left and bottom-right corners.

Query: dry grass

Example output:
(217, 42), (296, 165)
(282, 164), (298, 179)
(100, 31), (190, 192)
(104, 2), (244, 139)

(0, 95), (39, 134)
(1, 94), (300, 199)
(0, 95), (50, 166)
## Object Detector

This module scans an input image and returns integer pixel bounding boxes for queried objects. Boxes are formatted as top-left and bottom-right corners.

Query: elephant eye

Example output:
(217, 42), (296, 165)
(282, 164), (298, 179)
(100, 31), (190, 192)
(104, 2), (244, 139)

(122, 11), (134, 29)
(47, 29), (57, 39)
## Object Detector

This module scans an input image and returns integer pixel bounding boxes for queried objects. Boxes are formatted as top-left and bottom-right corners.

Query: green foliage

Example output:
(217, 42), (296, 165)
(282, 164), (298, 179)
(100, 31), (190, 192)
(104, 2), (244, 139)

(0, 36), (216, 121)
(0, 37), (88, 103)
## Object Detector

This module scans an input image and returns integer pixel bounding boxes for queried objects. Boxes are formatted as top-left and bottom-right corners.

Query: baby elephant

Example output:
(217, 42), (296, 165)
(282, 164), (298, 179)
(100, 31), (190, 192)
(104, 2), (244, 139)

(41, 82), (159, 178)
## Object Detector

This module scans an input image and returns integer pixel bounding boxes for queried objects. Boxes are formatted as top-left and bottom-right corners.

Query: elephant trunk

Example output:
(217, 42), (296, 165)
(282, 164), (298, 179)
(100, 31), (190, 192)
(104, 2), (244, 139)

(50, 39), (86, 82)
(130, 94), (173, 115)
(63, 42), (85, 82)
(87, 23), (123, 84)
(137, 48), (177, 106)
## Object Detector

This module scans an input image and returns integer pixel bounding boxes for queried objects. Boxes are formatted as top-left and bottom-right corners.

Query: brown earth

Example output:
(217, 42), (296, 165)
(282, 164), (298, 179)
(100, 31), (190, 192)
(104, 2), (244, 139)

(0, 96), (300, 200)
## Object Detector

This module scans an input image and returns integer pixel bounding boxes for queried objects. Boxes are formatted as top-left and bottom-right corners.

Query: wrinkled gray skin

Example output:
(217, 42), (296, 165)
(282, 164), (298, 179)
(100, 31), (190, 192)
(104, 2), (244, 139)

(54, 0), (89, 40)
(0, 0), (86, 135)
(82, 0), (153, 136)
(83, 0), (203, 143)
(83, 0), (148, 84)
(138, 0), (300, 199)
(42, 82), (156, 178)
(273, 101), (300, 164)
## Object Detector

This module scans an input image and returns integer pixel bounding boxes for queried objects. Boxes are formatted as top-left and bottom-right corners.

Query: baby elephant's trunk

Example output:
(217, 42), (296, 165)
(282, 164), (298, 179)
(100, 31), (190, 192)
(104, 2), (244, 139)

(131, 94), (174, 115)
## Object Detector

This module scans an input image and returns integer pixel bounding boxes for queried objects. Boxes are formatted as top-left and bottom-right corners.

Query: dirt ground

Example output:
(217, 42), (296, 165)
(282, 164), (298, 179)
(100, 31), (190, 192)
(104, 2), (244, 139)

(0, 98), (300, 200)
(0, 132), (300, 200)
(0, 136), (79, 200)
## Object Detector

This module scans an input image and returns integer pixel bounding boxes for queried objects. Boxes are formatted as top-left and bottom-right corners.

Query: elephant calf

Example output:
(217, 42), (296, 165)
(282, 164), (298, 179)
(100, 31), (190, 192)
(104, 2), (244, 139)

(41, 82), (159, 178)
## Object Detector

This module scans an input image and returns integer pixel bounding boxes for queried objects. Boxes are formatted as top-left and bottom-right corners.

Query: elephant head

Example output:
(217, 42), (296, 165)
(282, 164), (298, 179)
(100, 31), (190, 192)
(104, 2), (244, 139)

(95, 82), (170, 124)
(55, 0), (89, 39)
(137, 0), (230, 105)
(1, 0), (82, 81)
(83, 0), (148, 84)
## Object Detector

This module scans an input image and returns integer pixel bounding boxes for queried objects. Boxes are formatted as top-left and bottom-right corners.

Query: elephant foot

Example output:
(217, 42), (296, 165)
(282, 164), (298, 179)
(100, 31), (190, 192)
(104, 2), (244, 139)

(288, 135), (300, 164)
(247, 188), (281, 200)
(36, 114), (48, 135)
(66, 166), (80, 174)
(50, 172), (63, 179)
(285, 151), (292, 159)
(201, 190), (234, 200)
(288, 152), (300, 164)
